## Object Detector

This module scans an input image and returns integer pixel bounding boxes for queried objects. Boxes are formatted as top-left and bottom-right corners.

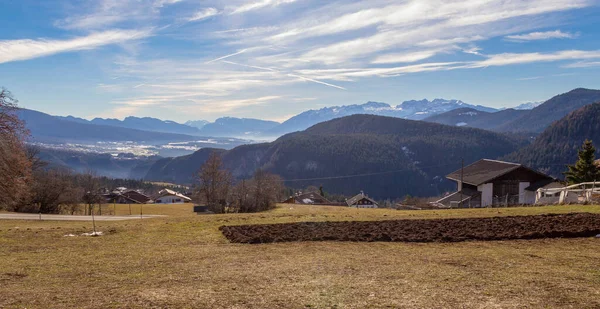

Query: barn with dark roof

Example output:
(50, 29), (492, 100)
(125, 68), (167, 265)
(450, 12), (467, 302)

(436, 159), (558, 207)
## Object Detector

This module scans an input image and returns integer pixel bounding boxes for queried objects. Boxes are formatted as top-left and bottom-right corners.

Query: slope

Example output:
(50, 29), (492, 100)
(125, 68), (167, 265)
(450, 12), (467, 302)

(424, 108), (527, 131)
(497, 88), (600, 133)
(503, 102), (600, 178)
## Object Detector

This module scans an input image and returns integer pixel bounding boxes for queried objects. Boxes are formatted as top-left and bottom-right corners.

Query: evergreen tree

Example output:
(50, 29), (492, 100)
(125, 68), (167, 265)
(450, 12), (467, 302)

(564, 140), (600, 184)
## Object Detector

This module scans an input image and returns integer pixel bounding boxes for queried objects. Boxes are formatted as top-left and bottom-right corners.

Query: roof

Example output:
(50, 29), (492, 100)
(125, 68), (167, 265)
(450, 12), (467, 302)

(446, 159), (550, 186)
(435, 187), (480, 206)
(347, 192), (378, 206)
(158, 188), (192, 201)
(293, 192), (331, 204)
(525, 179), (562, 191)
(121, 190), (151, 204)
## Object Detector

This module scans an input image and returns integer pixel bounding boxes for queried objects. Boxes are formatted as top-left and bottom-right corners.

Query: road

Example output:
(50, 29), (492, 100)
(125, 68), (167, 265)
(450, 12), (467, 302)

(0, 213), (165, 221)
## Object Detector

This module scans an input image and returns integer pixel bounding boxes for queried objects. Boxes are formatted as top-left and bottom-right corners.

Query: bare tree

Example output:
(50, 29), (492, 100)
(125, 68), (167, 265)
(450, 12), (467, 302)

(27, 169), (83, 214)
(251, 169), (284, 212)
(197, 153), (232, 213)
(0, 88), (31, 211)
(26, 146), (47, 172)
(81, 170), (103, 215)
(229, 170), (284, 213)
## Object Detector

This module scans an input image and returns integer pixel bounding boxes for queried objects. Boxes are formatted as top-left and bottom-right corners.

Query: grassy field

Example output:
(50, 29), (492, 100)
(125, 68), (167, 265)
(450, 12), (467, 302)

(1, 204), (600, 308)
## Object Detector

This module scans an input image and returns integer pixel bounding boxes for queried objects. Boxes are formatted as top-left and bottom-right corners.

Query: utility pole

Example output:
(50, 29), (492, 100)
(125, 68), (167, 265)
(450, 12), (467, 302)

(91, 204), (97, 235)
(459, 158), (464, 208)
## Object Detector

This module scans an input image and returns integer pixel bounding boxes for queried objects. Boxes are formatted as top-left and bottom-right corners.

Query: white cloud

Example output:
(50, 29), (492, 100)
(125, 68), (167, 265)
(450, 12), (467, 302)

(188, 8), (220, 22)
(55, 0), (184, 30)
(273, 0), (592, 65)
(505, 30), (579, 41)
(472, 50), (600, 67)
(0, 29), (152, 64)
(230, 0), (299, 14)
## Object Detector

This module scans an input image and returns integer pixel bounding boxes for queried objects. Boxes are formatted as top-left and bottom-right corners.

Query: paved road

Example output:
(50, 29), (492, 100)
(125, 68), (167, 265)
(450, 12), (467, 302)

(0, 213), (165, 221)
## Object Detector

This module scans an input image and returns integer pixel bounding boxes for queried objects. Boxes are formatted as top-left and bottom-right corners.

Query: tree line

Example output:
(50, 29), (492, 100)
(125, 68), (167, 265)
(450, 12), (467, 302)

(195, 153), (285, 213)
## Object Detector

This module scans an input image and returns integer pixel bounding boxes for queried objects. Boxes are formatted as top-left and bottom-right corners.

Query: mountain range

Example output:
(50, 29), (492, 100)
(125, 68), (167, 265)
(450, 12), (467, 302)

(424, 88), (600, 133)
(51, 98), (504, 140)
(19, 109), (199, 144)
(263, 99), (498, 137)
(57, 115), (202, 135)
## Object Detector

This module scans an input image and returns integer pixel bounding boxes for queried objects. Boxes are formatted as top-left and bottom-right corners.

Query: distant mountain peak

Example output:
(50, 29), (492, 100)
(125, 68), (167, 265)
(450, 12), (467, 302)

(512, 101), (542, 110)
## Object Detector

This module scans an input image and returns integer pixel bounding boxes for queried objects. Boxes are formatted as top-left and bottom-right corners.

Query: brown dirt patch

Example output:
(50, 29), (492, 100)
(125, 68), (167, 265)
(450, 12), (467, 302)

(219, 213), (600, 244)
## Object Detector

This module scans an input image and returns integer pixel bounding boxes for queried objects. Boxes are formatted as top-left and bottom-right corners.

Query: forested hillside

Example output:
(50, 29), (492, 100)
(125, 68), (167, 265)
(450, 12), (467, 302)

(424, 108), (527, 131)
(145, 115), (527, 199)
(497, 88), (600, 133)
(503, 103), (600, 177)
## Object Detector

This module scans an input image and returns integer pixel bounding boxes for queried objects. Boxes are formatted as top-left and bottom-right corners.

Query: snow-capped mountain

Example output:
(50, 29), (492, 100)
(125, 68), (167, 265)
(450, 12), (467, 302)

(265, 99), (498, 137)
(512, 101), (543, 110)
(185, 120), (210, 129)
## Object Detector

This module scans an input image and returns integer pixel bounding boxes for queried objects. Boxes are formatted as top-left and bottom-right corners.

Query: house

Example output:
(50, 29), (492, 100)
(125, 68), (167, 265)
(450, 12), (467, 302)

(118, 190), (152, 204)
(347, 191), (379, 208)
(103, 190), (152, 204)
(155, 189), (192, 204)
(282, 191), (332, 205)
(436, 159), (559, 208)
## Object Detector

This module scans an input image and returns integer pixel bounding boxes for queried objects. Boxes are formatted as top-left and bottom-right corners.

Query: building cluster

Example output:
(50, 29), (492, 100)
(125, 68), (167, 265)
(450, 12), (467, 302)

(283, 190), (380, 208)
(283, 159), (570, 210)
(101, 187), (192, 205)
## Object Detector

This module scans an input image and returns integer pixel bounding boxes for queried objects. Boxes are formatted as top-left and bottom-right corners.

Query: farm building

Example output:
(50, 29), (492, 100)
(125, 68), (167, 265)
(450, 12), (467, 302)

(155, 189), (192, 204)
(347, 192), (378, 208)
(436, 159), (559, 207)
(283, 192), (332, 205)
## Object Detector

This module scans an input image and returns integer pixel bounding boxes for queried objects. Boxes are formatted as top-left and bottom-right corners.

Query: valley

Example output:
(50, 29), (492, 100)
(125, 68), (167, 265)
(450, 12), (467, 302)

(15, 88), (600, 200)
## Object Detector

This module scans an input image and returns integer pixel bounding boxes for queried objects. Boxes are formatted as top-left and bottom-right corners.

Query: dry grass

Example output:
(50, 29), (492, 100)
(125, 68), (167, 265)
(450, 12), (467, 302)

(1, 204), (600, 308)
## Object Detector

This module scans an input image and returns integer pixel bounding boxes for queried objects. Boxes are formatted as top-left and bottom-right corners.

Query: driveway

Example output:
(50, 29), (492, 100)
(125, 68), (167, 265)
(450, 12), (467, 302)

(0, 213), (165, 221)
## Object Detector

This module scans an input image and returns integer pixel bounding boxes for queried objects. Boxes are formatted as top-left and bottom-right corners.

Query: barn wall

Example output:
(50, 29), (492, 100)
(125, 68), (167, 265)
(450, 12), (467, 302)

(478, 183), (493, 207)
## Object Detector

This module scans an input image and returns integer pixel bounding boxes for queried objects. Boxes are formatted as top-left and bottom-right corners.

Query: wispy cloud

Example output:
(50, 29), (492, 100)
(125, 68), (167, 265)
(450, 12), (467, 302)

(188, 8), (220, 22)
(0, 29), (152, 64)
(32, 0), (598, 120)
(563, 61), (600, 68)
(472, 50), (600, 67)
(230, 0), (299, 15)
(54, 0), (183, 30)
(372, 50), (440, 64)
(505, 30), (579, 41)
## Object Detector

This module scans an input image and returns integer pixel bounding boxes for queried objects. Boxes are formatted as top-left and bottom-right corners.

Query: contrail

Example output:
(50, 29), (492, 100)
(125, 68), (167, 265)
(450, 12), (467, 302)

(221, 59), (346, 90)
(288, 74), (346, 90)
(221, 60), (277, 72)
(205, 49), (248, 64)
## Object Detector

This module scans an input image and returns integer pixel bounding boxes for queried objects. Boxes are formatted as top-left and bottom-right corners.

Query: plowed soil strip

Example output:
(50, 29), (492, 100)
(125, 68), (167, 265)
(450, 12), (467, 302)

(219, 213), (600, 244)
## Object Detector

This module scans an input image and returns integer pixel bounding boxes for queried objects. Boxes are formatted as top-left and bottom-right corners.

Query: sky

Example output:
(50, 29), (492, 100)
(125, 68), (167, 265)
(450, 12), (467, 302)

(1, 0), (600, 122)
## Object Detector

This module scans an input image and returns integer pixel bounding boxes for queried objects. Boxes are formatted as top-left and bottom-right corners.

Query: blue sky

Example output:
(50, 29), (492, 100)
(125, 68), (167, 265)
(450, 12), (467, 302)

(1, 0), (600, 122)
